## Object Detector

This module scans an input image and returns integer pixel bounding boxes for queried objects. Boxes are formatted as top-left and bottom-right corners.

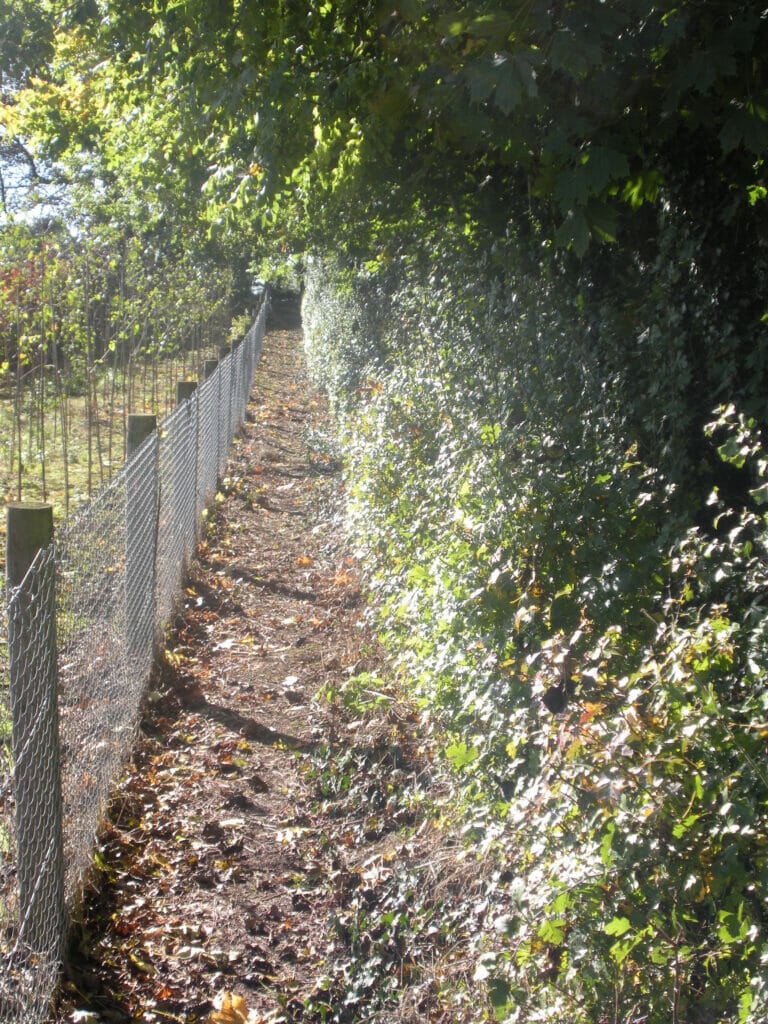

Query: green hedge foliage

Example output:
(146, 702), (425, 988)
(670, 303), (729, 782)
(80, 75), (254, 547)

(302, 222), (768, 1021)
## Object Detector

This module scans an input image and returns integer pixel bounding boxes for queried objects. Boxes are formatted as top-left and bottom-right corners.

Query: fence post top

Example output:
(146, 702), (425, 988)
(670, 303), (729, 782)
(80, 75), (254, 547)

(126, 413), (157, 457)
(6, 502), (54, 588)
(176, 380), (198, 405)
(6, 500), (53, 513)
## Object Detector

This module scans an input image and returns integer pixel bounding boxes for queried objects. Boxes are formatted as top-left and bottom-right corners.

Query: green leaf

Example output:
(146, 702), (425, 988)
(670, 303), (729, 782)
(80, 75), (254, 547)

(621, 170), (663, 209)
(739, 987), (754, 1023)
(538, 918), (566, 945)
(571, 211), (590, 257)
(445, 741), (479, 770)
(465, 63), (497, 105)
(672, 813), (700, 839)
(719, 108), (768, 155)
(555, 209), (590, 256)
(586, 147), (629, 193)
(553, 891), (571, 914)
(487, 977), (512, 1020)
(549, 592), (579, 631)
(554, 147), (629, 211)
(604, 916), (631, 937)
(668, 48), (736, 103)
(586, 200), (618, 242)
(600, 824), (615, 867)
(466, 12), (515, 41)
(717, 437), (747, 468)
(494, 63), (523, 115)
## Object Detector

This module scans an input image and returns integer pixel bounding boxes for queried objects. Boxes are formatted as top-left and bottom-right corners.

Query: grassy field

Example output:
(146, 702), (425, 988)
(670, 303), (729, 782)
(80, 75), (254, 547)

(0, 349), (219, 570)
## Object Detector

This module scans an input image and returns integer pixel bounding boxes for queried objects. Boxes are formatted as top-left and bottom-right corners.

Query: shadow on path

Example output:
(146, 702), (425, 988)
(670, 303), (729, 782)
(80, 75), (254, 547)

(192, 697), (317, 753)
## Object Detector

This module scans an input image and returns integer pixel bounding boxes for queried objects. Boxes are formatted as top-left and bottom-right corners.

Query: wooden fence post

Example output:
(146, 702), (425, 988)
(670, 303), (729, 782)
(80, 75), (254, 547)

(6, 502), (66, 960)
(126, 414), (156, 458)
(175, 380), (197, 405)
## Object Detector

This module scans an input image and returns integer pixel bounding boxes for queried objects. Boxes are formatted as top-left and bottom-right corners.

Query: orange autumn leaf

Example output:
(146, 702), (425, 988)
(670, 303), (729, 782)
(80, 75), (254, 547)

(297, 555), (314, 567)
(207, 991), (260, 1023)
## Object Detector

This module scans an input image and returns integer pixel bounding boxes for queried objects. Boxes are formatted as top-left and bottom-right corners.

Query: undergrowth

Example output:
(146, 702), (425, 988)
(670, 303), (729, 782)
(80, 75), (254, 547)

(301, 225), (768, 1023)
(303, 667), (486, 1024)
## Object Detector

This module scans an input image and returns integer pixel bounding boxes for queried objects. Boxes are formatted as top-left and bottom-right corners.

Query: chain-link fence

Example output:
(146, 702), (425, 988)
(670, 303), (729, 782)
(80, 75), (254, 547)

(0, 291), (269, 1022)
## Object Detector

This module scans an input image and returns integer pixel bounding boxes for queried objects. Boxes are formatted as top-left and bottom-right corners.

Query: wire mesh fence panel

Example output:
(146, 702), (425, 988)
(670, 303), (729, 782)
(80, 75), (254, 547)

(242, 332), (253, 409)
(0, 628), (12, 973)
(0, 291), (270, 1021)
(185, 394), (201, 565)
(125, 434), (159, 681)
(1, 546), (65, 1023)
(55, 472), (133, 906)
(230, 344), (241, 440)
(156, 401), (197, 629)
(254, 302), (266, 365)
(227, 348), (239, 453)
(196, 372), (219, 521)
(217, 355), (232, 480)
(0, 662), (17, 1014)
(236, 345), (247, 427)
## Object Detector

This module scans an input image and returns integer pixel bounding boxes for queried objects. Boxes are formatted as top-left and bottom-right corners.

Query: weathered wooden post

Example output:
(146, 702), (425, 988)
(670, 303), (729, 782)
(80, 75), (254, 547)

(126, 414), (156, 457)
(6, 502), (66, 961)
(175, 380), (197, 405)
(203, 358), (218, 380)
(125, 415), (158, 673)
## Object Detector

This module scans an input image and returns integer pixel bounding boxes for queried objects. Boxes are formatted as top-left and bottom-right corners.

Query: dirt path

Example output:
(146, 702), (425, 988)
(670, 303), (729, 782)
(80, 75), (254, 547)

(52, 328), (441, 1024)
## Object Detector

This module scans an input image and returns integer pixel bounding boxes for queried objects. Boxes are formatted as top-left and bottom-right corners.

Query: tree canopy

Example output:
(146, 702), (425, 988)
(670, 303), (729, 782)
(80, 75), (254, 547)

(4, 1), (766, 256)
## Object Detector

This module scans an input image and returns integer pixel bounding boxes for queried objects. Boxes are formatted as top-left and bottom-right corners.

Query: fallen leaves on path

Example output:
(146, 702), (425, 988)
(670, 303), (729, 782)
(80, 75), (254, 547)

(53, 329), (455, 1024)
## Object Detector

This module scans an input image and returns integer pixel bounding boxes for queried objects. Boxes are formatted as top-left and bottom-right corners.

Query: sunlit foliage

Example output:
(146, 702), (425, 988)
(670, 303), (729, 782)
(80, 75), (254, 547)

(4, 1), (768, 1019)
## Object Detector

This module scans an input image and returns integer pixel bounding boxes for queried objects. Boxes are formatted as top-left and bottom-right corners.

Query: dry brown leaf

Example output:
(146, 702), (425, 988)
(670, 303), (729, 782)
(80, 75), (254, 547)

(206, 991), (260, 1023)
(297, 554), (314, 567)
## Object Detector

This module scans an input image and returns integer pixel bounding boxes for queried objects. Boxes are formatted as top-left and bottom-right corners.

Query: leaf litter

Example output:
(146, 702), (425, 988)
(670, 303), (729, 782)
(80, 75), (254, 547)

(52, 327), (478, 1024)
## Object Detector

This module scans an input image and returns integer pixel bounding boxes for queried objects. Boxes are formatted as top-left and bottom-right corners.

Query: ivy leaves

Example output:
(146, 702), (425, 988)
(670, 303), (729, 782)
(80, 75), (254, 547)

(302, 217), (768, 1020)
